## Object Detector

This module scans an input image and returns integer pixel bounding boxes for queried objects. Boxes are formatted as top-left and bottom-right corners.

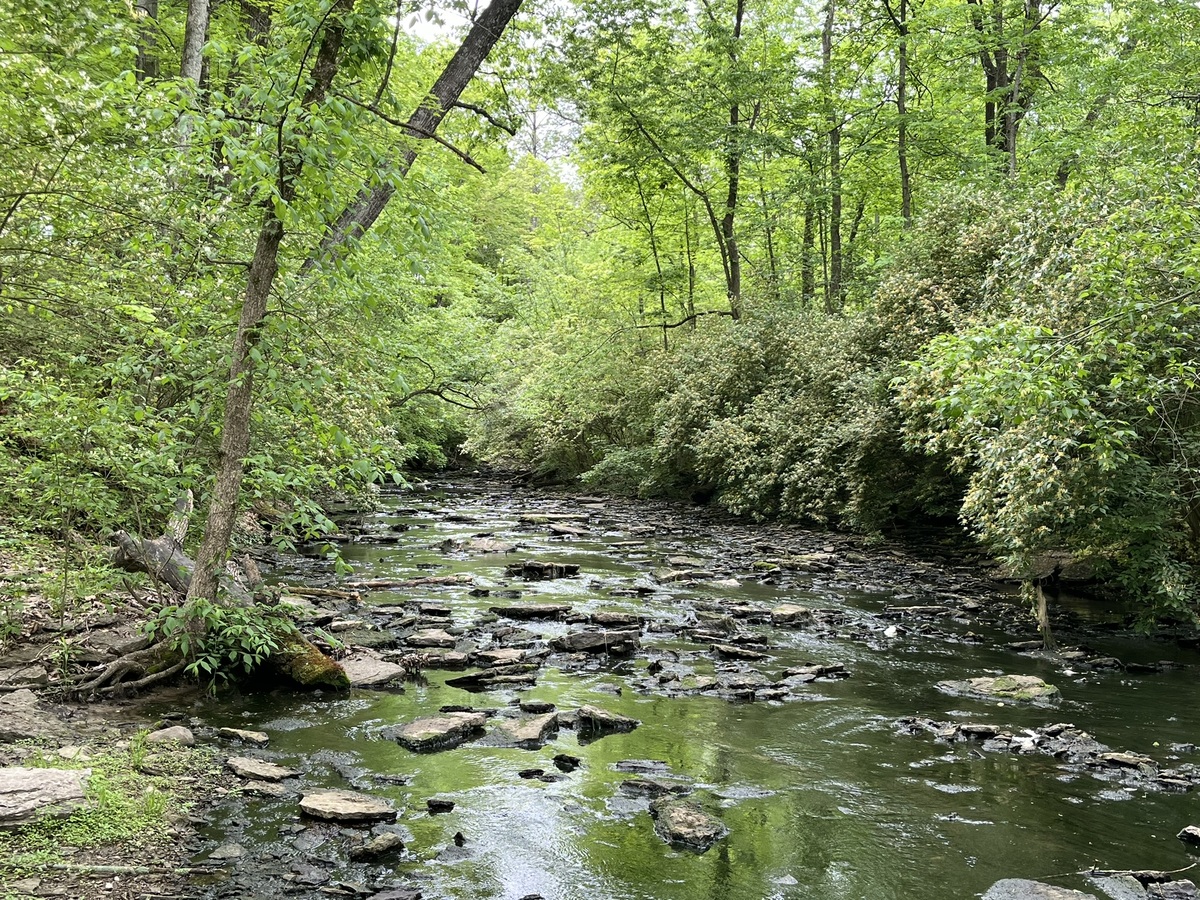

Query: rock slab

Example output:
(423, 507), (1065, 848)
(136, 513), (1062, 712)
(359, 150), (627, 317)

(341, 653), (408, 687)
(299, 790), (397, 824)
(494, 713), (559, 748)
(0, 767), (90, 829)
(394, 712), (487, 752)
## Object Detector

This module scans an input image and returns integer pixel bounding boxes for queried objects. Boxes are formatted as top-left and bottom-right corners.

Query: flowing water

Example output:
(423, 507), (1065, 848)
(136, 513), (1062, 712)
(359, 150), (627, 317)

(188, 478), (1200, 900)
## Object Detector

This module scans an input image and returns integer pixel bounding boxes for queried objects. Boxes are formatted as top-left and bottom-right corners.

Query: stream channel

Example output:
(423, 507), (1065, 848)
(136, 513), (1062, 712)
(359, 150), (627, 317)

(184, 477), (1200, 900)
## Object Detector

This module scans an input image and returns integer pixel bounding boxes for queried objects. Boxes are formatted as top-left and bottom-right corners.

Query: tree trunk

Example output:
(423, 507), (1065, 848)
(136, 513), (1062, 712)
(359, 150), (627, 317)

(305, 0), (526, 273)
(180, 0), (210, 83)
(188, 0), (355, 604)
(822, 0), (842, 313)
(136, 0), (159, 82)
(884, 0), (912, 224)
(801, 198), (816, 305)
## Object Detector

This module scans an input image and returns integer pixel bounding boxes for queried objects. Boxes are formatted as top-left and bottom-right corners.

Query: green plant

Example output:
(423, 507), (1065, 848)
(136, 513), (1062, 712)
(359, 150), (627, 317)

(146, 599), (295, 688)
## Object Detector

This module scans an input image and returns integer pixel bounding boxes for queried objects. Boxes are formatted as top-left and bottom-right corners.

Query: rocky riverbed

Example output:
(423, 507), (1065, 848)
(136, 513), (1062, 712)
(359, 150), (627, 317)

(2, 475), (1199, 900)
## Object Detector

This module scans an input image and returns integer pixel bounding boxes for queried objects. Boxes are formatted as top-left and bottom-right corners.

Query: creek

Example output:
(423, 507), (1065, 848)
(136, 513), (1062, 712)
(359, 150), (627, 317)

(184, 477), (1200, 900)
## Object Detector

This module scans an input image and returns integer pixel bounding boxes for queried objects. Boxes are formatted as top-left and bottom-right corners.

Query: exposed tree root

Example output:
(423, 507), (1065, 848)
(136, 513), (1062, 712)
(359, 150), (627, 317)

(73, 643), (175, 697)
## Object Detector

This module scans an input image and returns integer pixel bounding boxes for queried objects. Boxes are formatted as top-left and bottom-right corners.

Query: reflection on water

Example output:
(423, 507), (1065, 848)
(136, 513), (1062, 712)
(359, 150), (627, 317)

(191, 481), (1200, 900)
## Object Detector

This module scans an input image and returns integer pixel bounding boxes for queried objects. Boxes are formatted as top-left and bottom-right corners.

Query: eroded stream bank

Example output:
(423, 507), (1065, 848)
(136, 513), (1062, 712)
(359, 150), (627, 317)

(170, 477), (1199, 899)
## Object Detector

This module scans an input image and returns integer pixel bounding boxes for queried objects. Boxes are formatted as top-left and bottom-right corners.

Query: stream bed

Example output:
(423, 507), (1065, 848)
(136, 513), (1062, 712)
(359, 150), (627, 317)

(183, 477), (1200, 900)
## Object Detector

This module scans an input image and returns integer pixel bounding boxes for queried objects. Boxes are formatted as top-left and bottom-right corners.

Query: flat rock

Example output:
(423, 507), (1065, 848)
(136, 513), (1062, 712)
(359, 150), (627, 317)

(219, 728), (270, 746)
(503, 561), (580, 580)
(472, 648), (526, 667)
(242, 780), (287, 797)
(341, 653), (408, 687)
(710, 643), (767, 661)
(936, 674), (1061, 704)
(408, 629), (457, 648)
(494, 713), (559, 748)
(982, 879), (1098, 900)
(393, 712), (487, 752)
(0, 767), (90, 828)
(0, 664), (49, 687)
(771, 604), (813, 626)
(299, 790), (397, 824)
(226, 757), (301, 781)
(146, 725), (195, 746)
(649, 798), (725, 851)
(416, 649), (469, 670)
(489, 603), (571, 620)
(0, 690), (67, 743)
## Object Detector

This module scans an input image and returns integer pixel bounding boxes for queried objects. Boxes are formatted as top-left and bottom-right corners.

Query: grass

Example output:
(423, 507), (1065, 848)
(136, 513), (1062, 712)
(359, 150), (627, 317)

(0, 733), (222, 881)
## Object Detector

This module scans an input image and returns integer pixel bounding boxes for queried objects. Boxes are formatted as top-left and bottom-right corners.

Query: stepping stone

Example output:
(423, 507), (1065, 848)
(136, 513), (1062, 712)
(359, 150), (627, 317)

(299, 790), (396, 825)
(393, 712), (487, 752)
(494, 713), (559, 748)
(226, 757), (301, 781)
(936, 674), (1061, 704)
(503, 561), (580, 580)
(574, 705), (639, 736)
(471, 648), (527, 667)
(551, 630), (640, 655)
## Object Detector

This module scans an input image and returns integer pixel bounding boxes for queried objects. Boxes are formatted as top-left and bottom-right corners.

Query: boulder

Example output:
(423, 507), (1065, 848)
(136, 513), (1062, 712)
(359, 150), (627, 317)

(649, 798), (725, 851)
(226, 757), (301, 781)
(0, 767), (90, 828)
(146, 725), (195, 746)
(1179, 825), (1200, 846)
(936, 674), (1061, 704)
(393, 712), (487, 752)
(299, 790), (396, 825)
(982, 880), (1097, 900)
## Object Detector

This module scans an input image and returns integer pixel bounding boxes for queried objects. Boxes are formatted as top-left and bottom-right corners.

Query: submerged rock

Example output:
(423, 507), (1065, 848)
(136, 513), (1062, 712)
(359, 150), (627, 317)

(299, 790), (396, 824)
(649, 798), (725, 851)
(0, 767), (90, 828)
(392, 712), (487, 752)
(982, 879), (1098, 899)
(936, 674), (1061, 704)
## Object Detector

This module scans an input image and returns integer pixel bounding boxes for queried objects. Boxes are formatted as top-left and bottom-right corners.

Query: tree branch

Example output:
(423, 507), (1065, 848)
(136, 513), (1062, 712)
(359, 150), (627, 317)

(454, 100), (518, 135)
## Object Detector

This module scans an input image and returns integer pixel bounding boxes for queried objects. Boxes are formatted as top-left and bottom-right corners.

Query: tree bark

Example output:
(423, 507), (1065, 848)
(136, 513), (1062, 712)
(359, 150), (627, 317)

(181, 0), (210, 83)
(304, 0), (526, 273)
(822, 0), (843, 312)
(883, 0), (912, 224)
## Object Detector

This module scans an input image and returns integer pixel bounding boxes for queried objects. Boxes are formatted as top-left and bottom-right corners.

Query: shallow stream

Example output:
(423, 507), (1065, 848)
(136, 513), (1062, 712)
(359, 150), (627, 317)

(187, 478), (1200, 900)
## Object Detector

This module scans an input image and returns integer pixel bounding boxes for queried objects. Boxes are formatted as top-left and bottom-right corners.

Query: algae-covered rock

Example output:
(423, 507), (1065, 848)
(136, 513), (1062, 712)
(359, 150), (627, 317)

(649, 797), (725, 851)
(936, 674), (1060, 704)
(272, 635), (350, 689)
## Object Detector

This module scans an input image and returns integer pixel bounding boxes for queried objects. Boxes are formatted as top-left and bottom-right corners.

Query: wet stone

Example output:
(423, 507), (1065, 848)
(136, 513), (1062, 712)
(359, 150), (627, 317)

(710, 643), (768, 661)
(393, 712), (488, 752)
(573, 705), (640, 736)
(519, 700), (556, 714)
(649, 798), (726, 851)
(771, 604), (814, 626)
(427, 798), (455, 814)
(472, 648), (526, 667)
(553, 754), (582, 772)
(1179, 825), (1200, 846)
(551, 630), (640, 655)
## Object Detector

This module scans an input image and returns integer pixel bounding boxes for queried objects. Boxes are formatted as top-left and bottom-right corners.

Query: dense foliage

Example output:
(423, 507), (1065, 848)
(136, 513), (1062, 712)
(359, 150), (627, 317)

(4, 0), (1200, 634)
